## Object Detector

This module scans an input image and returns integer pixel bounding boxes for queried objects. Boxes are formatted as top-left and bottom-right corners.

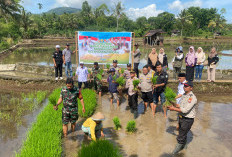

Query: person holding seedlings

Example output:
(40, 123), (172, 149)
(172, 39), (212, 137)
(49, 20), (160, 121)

(185, 46), (197, 81)
(63, 43), (76, 78)
(107, 68), (120, 106)
(133, 43), (141, 77)
(139, 65), (154, 113)
(123, 63), (132, 80)
(153, 62), (169, 118)
(75, 62), (89, 89)
(52, 45), (63, 81)
(172, 46), (184, 80)
(110, 60), (120, 76)
(53, 78), (85, 137)
(126, 70), (139, 117)
(82, 112), (105, 141)
(167, 81), (197, 155)
(91, 62), (103, 97)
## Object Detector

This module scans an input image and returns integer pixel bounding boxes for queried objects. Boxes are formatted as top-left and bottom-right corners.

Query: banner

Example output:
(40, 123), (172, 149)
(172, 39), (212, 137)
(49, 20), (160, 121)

(78, 31), (132, 64)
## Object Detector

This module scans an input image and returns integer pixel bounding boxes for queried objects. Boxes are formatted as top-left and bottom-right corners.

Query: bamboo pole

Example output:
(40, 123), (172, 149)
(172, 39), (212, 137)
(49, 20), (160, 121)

(75, 31), (78, 67)
(132, 32), (135, 69)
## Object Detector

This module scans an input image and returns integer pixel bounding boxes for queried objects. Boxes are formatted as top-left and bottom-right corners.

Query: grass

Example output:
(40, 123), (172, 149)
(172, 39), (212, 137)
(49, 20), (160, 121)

(164, 87), (177, 107)
(78, 89), (97, 118)
(126, 120), (136, 133)
(151, 75), (158, 85)
(77, 140), (122, 157)
(113, 116), (121, 130)
(16, 88), (63, 157)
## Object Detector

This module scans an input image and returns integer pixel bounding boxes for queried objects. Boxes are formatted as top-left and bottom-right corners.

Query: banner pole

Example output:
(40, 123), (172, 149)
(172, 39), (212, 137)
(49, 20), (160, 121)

(75, 31), (78, 67)
(132, 32), (135, 69)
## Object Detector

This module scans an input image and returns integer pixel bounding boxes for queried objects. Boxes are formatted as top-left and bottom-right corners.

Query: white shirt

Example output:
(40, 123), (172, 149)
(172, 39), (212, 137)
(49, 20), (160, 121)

(76, 66), (88, 82)
(176, 80), (187, 104)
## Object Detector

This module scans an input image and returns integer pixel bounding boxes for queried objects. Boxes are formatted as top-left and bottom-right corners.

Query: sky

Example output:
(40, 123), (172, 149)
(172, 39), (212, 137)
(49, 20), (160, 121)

(21, 0), (232, 23)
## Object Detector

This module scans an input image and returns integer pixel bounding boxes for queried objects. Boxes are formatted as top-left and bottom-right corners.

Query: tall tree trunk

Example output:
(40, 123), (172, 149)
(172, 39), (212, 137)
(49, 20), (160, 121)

(116, 16), (119, 32)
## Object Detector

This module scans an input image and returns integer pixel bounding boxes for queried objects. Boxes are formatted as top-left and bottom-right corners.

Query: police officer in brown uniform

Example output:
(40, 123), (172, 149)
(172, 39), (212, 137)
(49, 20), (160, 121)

(167, 81), (197, 155)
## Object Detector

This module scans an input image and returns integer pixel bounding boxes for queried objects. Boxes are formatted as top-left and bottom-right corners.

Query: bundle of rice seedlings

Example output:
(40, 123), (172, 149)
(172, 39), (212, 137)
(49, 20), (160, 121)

(133, 79), (140, 91)
(99, 69), (104, 75)
(151, 75), (158, 85)
(120, 68), (125, 74)
(112, 75), (117, 81)
(113, 116), (121, 130)
(164, 87), (177, 107)
(78, 140), (122, 157)
(96, 74), (102, 81)
(116, 77), (126, 90)
(88, 69), (91, 74)
(106, 64), (110, 69)
(126, 120), (136, 133)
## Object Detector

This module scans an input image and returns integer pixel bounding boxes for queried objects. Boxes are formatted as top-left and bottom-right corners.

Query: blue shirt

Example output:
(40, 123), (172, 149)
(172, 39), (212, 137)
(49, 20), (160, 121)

(107, 74), (119, 93)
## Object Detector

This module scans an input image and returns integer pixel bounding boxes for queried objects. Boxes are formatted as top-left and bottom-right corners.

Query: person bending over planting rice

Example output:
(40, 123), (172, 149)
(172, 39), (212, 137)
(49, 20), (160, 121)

(82, 112), (105, 141)
(53, 78), (85, 137)
(107, 68), (120, 106)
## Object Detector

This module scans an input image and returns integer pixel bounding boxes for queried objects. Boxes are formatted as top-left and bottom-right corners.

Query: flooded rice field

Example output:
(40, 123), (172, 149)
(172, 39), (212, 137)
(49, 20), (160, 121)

(61, 94), (232, 157)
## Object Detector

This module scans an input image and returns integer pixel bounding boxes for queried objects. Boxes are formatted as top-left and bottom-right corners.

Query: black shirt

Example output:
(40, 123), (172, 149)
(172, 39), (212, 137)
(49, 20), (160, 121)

(52, 50), (63, 64)
(208, 54), (219, 66)
(153, 71), (168, 93)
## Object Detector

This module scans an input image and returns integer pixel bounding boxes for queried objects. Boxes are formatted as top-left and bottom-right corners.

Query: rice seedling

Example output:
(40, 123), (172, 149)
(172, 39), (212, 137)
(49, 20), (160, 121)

(78, 89), (97, 118)
(73, 71), (76, 77)
(126, 120), (136, 133)
(78, 140), (122, 157)
(106, 63), (110, 69)
(88, 69), (91, 74)
(164, 87), (177, 107)
(96, 74), (102, 81)
(99, 69), (104, 75)
(133, 79), (140, 91)
(151, 75), (158, 85)
(112, 75), (117, 81)
(116, 77), (126, 90)
(113, 116), (121, 130)
(166, 67), (169, 71)
(120, 68), (125, 74)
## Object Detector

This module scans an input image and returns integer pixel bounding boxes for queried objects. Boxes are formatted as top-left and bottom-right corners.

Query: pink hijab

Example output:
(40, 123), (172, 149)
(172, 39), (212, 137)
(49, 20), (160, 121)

(186, 46), (197, 65)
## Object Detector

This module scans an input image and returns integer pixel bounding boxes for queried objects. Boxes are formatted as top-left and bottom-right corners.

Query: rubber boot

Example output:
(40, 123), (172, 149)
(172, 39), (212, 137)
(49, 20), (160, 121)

(172, 143), (184, 155)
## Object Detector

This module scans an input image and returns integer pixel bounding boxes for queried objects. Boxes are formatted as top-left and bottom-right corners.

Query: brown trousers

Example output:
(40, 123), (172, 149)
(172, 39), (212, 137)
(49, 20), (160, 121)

(207, 65), (216, 81)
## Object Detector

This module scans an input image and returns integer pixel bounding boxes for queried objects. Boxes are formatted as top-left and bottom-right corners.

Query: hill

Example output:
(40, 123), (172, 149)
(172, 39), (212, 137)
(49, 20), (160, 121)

(46, 7), (81, 15)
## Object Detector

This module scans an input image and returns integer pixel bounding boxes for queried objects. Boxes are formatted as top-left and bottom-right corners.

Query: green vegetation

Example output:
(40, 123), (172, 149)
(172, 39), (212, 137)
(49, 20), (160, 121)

(164, 87), (177, 107)
(106, 64), (110, 69)
(151, 76), (158, 85)
(133, 79), (140, 91)
(78, 89), (97, 118)
(112, 75), (117, 81)
(99, 69), (104, 75)
(96, 74), (102, 81)
(116, 76), (126, 90)
(78, 140), (122, 157)
(120, 68), (125, 74)
(16, 88), (62, 157)
(88, 69), (91, 74)
(46, 7), (81, 15)
(113, 116), (121, 130)
(126, 120), (136, 133)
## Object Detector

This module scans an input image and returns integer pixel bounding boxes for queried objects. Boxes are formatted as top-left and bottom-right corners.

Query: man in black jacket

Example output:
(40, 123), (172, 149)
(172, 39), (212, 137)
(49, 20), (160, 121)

(53, 45), (63, 80)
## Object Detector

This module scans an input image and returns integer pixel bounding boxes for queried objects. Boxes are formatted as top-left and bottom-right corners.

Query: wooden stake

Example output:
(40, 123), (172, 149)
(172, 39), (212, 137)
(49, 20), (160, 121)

(75, 31), (78, 67)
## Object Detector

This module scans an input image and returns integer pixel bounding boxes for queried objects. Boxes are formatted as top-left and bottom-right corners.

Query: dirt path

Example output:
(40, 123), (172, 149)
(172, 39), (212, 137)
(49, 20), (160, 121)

(62, 94), (232, 157)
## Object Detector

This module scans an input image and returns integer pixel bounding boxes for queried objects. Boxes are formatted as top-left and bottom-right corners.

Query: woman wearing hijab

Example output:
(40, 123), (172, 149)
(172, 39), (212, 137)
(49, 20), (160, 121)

(207, 47), (219, 82)
(195, 47), (206, 81)
(172, 46), (184, 80)
(148, 48), (158, 71)
(185, 46), (197, 81)
(158, 48), (168, 72)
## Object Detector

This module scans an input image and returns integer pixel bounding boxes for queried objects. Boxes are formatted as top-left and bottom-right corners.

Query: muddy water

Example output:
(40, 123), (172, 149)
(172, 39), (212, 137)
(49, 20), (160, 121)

(0, 99), (48, 157)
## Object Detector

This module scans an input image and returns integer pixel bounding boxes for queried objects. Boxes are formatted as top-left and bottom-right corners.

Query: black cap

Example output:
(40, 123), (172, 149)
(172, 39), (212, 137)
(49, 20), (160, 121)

(113, 60), (118, 63)
(184, 81), (193, 87)
(94, 62), (98, 66)
(127, 63), (131, 67)
(178, 73), (186, 77)
(66, 43), (70, 46)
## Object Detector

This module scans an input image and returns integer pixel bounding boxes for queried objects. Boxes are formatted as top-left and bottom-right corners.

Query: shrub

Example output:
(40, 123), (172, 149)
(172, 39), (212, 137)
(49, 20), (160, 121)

(78, 140), (122, 157)
(151, 75), (158, 84)
(164, 87), (177, 107)
(113, 116), (121, 130)
(126, 120), (136, 133)
(78, 89), (97, 118)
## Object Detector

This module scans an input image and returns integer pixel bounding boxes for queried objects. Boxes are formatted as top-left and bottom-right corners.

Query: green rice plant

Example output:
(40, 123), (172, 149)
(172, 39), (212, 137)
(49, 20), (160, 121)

(106, 63), (110, 69)
(36, 91), (47, 104)
(164, 87), (177, 107)
(96, 74), (102, 81)
(16, 88), (63, 157)
(133, 79), (140, 91)
(116, 76), (126, 90)
(73, 71), (76, 76)
(78, 89), (97, 118)
(88, 69), (91, 74)
(78, 140), (122, 157)
(113, 116), (121, 130)
(151, 75), (158, 85)
(99, 69), (104, 75)
(48, 90), (59, 106)
(112, 75), (117, 81)
(126, 120), (136, 133)
(120, 68), (125, 74)
(166, 67), (169, 71)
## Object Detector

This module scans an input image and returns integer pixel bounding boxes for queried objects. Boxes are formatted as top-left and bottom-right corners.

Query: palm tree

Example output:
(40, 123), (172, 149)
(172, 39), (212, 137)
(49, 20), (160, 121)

(21, 8), (32, 32)
(114, 2), (124, 32)
(177, 9), (193, 37)
(37, 3), (43, 13)
(0, 0), (21, 23)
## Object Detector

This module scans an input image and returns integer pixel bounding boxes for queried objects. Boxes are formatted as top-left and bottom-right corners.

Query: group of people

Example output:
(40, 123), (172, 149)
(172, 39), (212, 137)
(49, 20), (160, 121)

(51, 43), (219, 155)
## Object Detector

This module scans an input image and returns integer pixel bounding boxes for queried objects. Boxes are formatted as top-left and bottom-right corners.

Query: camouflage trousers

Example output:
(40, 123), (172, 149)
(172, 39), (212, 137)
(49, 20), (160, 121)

(94, 79), (102, 92)
(62, 107), (78, 125)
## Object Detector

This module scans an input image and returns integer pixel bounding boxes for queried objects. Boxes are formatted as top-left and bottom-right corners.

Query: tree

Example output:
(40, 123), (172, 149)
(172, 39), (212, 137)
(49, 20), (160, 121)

(113, 2), (124, 32)
(177, 9), (193, 36)
(37, 3), (43, 13)
(208, 8), (226, 35)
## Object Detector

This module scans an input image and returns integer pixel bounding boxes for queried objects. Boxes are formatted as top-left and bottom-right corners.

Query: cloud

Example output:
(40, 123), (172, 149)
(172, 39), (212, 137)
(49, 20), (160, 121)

(126, 4), (164, 21)
(168, 0), (202, 12)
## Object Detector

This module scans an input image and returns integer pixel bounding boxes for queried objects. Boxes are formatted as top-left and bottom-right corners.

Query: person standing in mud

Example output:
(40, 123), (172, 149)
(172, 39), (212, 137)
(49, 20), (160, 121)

(107, 68), (120, 106)
(167, 81), (197, 155)
(53, 78), (85, 137)
(133, 43), (141, 78)
(52, 45), (63, 81)
(63, 43), (75, 78)
(91, 62), (103, 98)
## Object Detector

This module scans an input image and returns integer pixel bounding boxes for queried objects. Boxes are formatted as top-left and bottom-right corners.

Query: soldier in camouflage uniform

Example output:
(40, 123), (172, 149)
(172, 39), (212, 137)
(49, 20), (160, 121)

(91, 62), (103, 97)
(53, 78), (85, 137)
